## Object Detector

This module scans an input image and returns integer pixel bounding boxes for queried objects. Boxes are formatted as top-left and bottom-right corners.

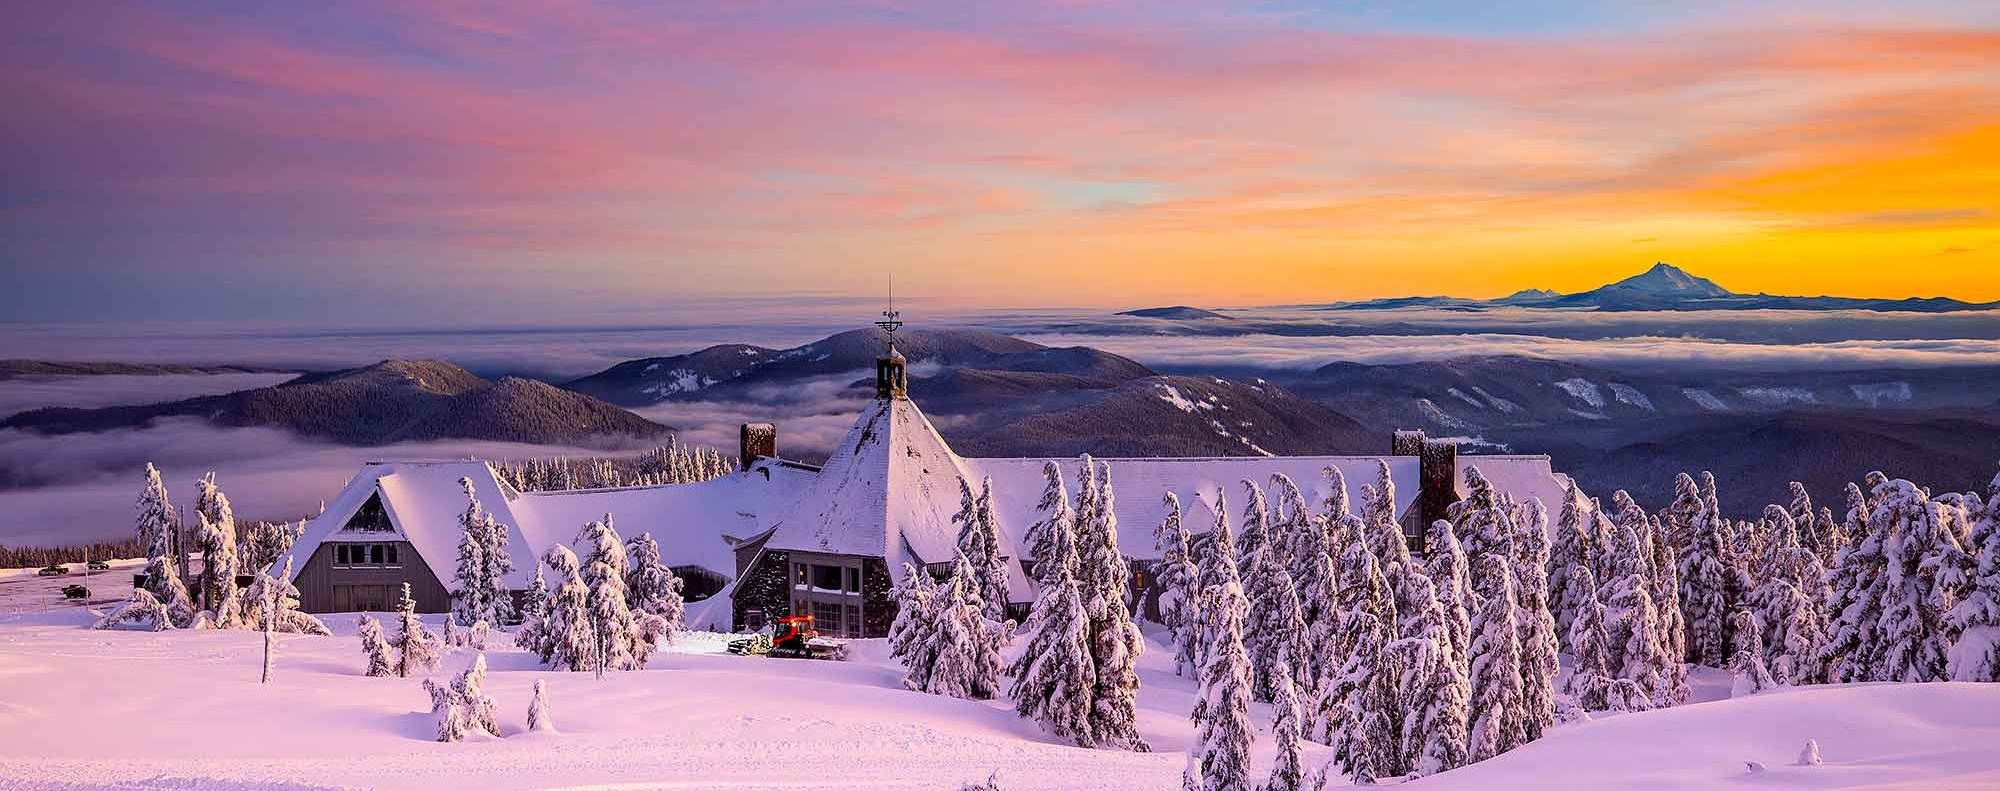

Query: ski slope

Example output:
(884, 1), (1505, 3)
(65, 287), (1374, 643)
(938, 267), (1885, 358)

(0, 607), (1995, 791)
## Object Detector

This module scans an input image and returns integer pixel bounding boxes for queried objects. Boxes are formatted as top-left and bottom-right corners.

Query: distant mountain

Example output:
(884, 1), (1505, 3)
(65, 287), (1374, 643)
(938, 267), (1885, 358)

(2, 360), (668, 446)
(567, 327), (1154, 406)
(1117, 306), (1232, 320)
(1323, 262), (1999, 313)
(0, 360), (285, 379)
(947, 375), (1380, 458)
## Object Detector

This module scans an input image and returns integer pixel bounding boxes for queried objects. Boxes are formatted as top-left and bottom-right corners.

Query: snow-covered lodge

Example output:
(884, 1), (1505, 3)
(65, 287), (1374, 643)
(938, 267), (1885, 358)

(277, 336), (1569, 638)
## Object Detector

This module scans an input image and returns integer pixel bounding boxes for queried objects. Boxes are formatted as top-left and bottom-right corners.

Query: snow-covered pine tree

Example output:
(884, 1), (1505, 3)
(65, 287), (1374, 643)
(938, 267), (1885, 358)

(1466, 553), (1526, 763)
(193, 472), (239, 617)
(442, 615), (462, 650)
(1078, 459), (1146, 751)
(937, 553), (1007, 700)
(1185, 581), (1255, 791)
(1510, 497), (1559, 742)
(1323, 608), (1396, 778)
(1749, 505), (1829, 685)
(1821, 483), (1891, 684)
(514, 564), (553, 658)
(624, 532), (685, 643)
(135, 465), (195, 628)
(435, 653), (499, 741)
(478, 512), (516, 627)
(1027, 461), (1075, 587)
(1403, 630), (1471, 778)
(1196, 489), (1240, 617)
(1007, 495), (1095, 747)
(541, 544), (596, 671)
(1873, 478), (1964, 682)
(1947, 470), (2000, 681)
(240, 557), (330, 635)
(358, 615), (393, 677)
(1638, 506), (1688, 701)
(1675, 474), (1731, 668)
(1241, 480), (1293, 702)
(1263, 662), (1305, 791)
(1562, 566), (1614, 711)
(1729, 610), (1776, 696)
(1549, 480), (1592, 648)
(389, 582), (442, 678)
(954, 476), (1013, 625)
(1366, 461), (1408, 568)
(453, 477), (490, 628)
(528, 678), (555, 732)
(1424, 519), (1474, 676)
(1603, 524), (1671, 705)
(577, 516), (644, 675)
(94, 588), (176, 631)
(1449, 467), (1516, 563)
(1157, 491), (1204, 678)
(890, 562), (943, 692)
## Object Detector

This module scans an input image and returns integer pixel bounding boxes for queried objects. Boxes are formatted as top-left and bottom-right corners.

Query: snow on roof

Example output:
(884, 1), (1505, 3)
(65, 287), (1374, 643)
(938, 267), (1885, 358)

(282, 459), (815, 592)
(1455, 455), (1572, 518)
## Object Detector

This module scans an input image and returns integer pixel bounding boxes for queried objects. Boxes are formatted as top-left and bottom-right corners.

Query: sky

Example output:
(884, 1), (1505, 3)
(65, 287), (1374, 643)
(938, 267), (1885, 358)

(4, 0), (1998, 324)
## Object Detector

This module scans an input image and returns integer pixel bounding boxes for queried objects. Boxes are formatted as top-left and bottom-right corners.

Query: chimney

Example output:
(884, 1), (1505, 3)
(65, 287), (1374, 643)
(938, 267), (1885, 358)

(1393, 429), (1460, 549)
(739, 423), (777, 470)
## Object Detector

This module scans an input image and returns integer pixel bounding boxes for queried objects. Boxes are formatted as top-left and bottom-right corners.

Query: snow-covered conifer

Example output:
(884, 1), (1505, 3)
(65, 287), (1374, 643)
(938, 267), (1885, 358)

(1241, 480), (1299, 702)
(1403, 632), (1470, 777)
(1364, 461), (1407, 569)
(389, 583), (441, 678)
(514, 564), (553, 658)
(528, 678), (555, 732)
(1008, 495), (1094, 746)
(452, 477), (490, 628)
(890, 562), (943, 692)
(1947, 470), (2000, 681)
(193, 472), (239, 617)
(1077, 459), (1146, 751)
(541, 544), (595, 671)
(1604, 525), (1672, 705)
(577, 516), (646, 674)
(954, 476), (1012, 625)
(1675, 474), (1731, 667)
(921, 553), (1005, 700)
(1466, 553), (1526, 762)
(94, 588), (176, 631)
(1424, 520), (1473, 675)
(1185, 581), (1255, 791)
(1322, 608), (1394, 778)
(1026, 461), (1075, 587)
(624, 532), (685, 642)
(1873, 478), (1963, 682)
(442, 615), (462, 650)
(479, 513), (516, 627)
(1449, 467), (1515, 562)
(241, 558), (330, 635)
(1729, 611), (1776, 696)
(358, 614), (393, 677)
(1157, 492), (1204, 678)
(1263, 663), (1305, 791)
(1509, 497), (1559, 742)
(1562, 566), (1614, 711)
(1549, 480), (1592, 647)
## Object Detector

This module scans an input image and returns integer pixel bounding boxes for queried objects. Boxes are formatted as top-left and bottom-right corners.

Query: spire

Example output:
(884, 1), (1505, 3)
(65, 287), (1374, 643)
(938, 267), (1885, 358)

(874, 275), (908, 400)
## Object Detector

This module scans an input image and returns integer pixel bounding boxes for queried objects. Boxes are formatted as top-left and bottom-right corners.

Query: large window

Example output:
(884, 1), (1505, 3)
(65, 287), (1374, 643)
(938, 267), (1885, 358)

(333, 543), (400, 568)
(811, 601), (843, 635)
(811, 564), (843, 592)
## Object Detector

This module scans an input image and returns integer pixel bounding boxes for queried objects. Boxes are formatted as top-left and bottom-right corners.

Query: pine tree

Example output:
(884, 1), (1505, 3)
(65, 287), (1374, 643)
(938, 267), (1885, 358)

(1948, 471), (2000, 681)
(358, 615), (393, 677)
(577, 516), (644, 675)
(1323, 608), (1394, 778)
(479, 511), (516, 627)
(1027, 461), (1075, 587)
(241, 557), (330, 635)
(1196, 488), (1240, 632)
(624, 532), (685, 642)
(193, 472), (239, 617)
(528, 678), (556, 732)
(1563, 566), (1614, 711)
(1241, 480), (1296, 702)
(1077, 459), (1146, 751)
(135, 464), (195, 627)
(1604, 524), (1671, 705)
(433, 653), (499, 741)
(917, 553), (1005, 700)
(452, 477), (490, 628)
(1822, 482), (1891, 684)
(1549, 480), (1592, 648)
(1156, 492), (1204, 678)
(890, 562), (943, 692)
(94, 588), (176, 631)
(1510, 497), (1559, 742)
(1185, 582), (1255, 791)
(1466, 553), (1526, 763)
(1403, 632), (1471, 777)
(1263, 663), (1306, 791)
(1729, 611), (1777, 696)
(954, 476), (1012, 625)
(442, 615), (462, 651)
(1675, 473), (1731, 667)
(388, 583), (441, 678)
(1424, 519), (1474, 677)
(1873, 478), (1963, 682)
(541, 544), (596, 671)
(1449, 467), (1516, 562)
(1365, 460), (1408, 568)
(1007, 496), (1094, 746)
(514, 564), (554, 659)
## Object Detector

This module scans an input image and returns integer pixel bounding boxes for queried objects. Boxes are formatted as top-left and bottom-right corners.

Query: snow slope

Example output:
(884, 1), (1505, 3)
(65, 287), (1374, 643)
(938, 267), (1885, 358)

(0, 608), (1994, 791)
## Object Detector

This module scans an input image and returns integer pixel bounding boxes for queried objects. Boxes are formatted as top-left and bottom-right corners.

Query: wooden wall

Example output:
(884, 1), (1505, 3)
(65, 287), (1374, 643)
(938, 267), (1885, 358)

(292, 540), (451, 614)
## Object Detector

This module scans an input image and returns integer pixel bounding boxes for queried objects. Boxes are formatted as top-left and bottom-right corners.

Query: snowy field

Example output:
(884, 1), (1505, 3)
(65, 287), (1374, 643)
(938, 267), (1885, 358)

(3, 594), (1997, 791)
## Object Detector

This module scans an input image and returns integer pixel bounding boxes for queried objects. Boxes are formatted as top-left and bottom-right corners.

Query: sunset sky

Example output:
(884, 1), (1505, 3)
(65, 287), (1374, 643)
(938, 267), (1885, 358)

(4, 1), (1998, 322)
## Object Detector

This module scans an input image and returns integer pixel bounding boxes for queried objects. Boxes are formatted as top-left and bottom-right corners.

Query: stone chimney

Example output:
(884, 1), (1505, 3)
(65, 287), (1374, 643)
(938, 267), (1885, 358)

(739, 422), (777, 470)
(1392, 428), (1460, 546)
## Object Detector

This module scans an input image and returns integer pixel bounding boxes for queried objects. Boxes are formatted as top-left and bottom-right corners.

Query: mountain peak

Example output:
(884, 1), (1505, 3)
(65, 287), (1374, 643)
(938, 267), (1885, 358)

(1601, 261), (1732, 298)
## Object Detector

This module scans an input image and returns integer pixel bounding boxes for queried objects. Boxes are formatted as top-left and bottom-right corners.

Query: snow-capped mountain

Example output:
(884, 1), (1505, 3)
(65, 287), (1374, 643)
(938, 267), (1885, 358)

(1312, 262), (1999, 313)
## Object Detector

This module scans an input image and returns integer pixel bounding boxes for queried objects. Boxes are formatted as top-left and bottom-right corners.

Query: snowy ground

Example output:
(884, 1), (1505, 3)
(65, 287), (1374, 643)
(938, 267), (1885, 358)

(1, 599), (1996, 791)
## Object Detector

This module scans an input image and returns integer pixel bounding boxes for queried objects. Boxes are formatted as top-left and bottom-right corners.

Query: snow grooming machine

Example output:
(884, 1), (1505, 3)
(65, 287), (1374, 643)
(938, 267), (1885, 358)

(726, 615), (849, 660)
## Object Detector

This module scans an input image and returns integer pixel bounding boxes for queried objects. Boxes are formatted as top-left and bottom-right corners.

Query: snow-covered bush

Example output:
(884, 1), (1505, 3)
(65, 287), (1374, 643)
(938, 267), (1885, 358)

(389, 583), (442, 678)
(94, 588), (176, 632)
(528, 678), (555, 732)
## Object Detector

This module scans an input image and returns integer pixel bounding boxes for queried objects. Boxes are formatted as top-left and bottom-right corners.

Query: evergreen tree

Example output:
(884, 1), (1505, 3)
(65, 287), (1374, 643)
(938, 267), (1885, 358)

(1157, 491), (1203, 678)
(1185, 581), (1255, 791)
(1263, 663), (1306, 791)
(479, 511), (516, 627)
(1510, 497), (1559, 742)
(514, 565), (553, 659)
(1241, 480), (1297, 702)
(922, 553), (1005, 700)
(1675, 473), (1731, 667)
(388, 583), (441, 678)
(624, 532), (685, 642)
(1026, 461), (1075, 587)
(1424, 520), (1474, 677)
(1323, 608), (1393, 778)
(577, 516), (646, 675)
(1008, 493), (1095, 746)
(242, 557), (330, 635)
(135, 464), (195, 627)
(540, 544), (597, 672)
(1404, 632), (1471, 777)
(452, 478), (490, 628)
(1604, 525), (1672, 705)
(194, 472), (239, 617)
(1549, 480), (1593, 648)
(955, 476), (1013, 625)
(1195, 488), (1241, 659)
(94, 588), (176, 631)
(528, 679), (556, 732)
(1449, 467), (1516, 562)
(890, 562), (943, 692)
(1729, 610), (1776, 696)
(1822, 483), (1892, 684)
(358, 615), (393, 677)
(1873, 478), (1963, 682)
(1562, 566), (1614, 711)
(1365, 460), (1407, 569)
(1466, 554), (1526, 763)
(1076, 459), (1146, 751)
(1947, 470), (2000, 681)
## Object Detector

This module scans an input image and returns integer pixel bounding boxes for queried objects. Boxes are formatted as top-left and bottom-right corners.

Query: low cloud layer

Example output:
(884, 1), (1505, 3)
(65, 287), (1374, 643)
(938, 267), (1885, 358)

(0, 373), (297, 419)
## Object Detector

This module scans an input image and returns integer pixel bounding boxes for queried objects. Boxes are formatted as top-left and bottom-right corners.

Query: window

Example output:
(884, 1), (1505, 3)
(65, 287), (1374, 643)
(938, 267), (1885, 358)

(812, 601), (842, 635)
(333, 543), (401, 568)
(794, 563), (808, 588)
(369, 544), (384, 565)
(811, 564), (843, 592)
(844, 605), (861, 638)
(842, 567), (861, 594)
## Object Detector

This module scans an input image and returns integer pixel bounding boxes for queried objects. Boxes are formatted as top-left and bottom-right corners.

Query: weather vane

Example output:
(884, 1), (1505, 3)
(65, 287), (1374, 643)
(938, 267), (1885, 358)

(875, 273), (903, 334)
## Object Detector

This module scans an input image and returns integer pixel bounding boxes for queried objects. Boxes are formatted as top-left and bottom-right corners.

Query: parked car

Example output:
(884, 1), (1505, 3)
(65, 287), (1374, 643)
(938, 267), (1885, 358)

(87, 560), (111, 571)
(62, 585), (90, 600)
(36, 564), (69, 577)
